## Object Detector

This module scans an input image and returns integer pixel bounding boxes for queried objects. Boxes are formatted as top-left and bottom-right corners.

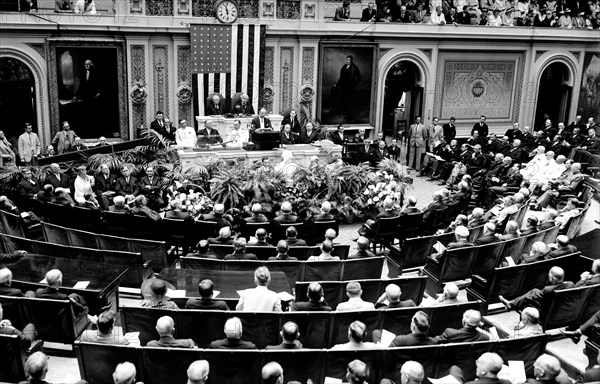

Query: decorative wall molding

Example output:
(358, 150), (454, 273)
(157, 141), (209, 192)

(263, 46), (275, 112)
(146, 0), (173, 15)
(263, 1), (274, 16)
(25, 43), (46, 60)
(418, 48), (432, 62)
(130, 45), (146, 133)
(378, 48), (392, 62)
(277, 0), (300, 19)
(152, 45), (169, 117)
(130, 0), (143, 13)
(177, 45), (192, 124)
(570, 51), (581, 62)
(177, 0), (190, 14)
(304, 2), (315, 18)
(301, 47), (315, 84)
(279, 47), (294, 110)
(300, 47), (316, 122)
(535, 50), (547, 62)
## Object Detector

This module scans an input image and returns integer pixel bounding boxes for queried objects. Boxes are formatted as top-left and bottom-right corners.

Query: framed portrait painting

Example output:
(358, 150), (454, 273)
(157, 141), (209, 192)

(318, 42), (378, 126)
(48, 40), (128, 140)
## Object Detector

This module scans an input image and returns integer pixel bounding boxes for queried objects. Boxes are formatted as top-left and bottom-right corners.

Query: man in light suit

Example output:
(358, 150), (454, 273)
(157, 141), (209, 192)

(408, 116), (428, 171)
(429, 117), (443, 151)
(235, 266), (282, 312)
(18, 123), (41, 165)
(52, 121), (78, 155)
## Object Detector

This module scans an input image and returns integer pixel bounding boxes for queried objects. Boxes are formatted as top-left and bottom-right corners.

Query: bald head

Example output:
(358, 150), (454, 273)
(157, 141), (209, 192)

(356, 236), (370, 251)
(251, 203), (262, 214)
(187, 360), (210, 384)
(224, 317), (243, 339)
(281, 202), (292, 213)
(483, 222), (496, 235)
(262, 362), (284, 384)
(25, 352), (48, 379)
(549, 266), (565, 284)
(443, 282), (459, 300)
(476, 353), (504, 378)
(307, 282), (324, 302)
(0, 267), (12, 285)
(385, 284), (401, 303)
(534, 354), (561, 380)
(155, 316), (175, 336)
(45, 269), (62, 288)
(325, 228), (337, 241)
(463, 310), (482, 328)
(407, 196), (417, 206)
(472, 207), (484, 218)
(400, 361), (424, 384)
(346, 359), (369, 384)
(321, 201), (332, 213)
(113, 362), (137, 384)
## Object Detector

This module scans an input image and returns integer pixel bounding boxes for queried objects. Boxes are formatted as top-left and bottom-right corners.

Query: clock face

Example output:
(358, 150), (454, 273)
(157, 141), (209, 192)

(216, 0), (238, 23)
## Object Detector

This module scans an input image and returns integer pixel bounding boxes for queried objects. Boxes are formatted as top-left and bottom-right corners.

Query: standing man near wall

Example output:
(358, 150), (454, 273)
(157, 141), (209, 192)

(408, 116), (428, 171)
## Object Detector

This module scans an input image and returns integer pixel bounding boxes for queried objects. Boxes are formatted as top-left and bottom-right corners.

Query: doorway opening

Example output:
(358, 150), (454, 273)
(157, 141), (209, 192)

(382, 60), (423, 139)
(535, 62), (572, 130)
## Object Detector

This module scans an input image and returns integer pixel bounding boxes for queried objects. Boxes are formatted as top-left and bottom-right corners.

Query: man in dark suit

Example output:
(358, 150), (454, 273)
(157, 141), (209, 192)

(108, 196), (130, 213)
(506, 139), (525, 163)
(471, 115), (489, 137)
(245, 203), (269, 223)
(186, 240), (218, 259)
(201, 204), (232, 228)
(375, 283), (416, 308)
(422, 191), (445, 223)
(268, 240), (298, 261)
(357, 140), (372, 163)
(284, 226), (306, 246)
(368, 140), (389, 166)
(400, 196), (421, 216)
(280, 124), (297, 145)
(150, 111), (174, 141)
(185, 279), (228, 310)
(34, 269), (88, 315)
(449, 352), (512, 384)
(348, 237), (377, 259)
(266, 321), (303, 349)
(499, 266), (574, 311)
(206, 95), (224, 116)
(574, 259), (600, 286)
(474, 223), (500, 245)
(207, 227), (234, 245)
(139, 165), (165, 209)
(94, 163), (117, 210)
(115, 165), (139, 199)
(231, 93), (255, 116)
(291, 282), (332, 311)
(281, 109), (302, 135)
(525, 355), (562, 384)
(300, 122), (319, 144)
(547, 235), (578, 258)
(442, 117), (457, 143)
(0, 265), (25, 297)
(360, 1), (377, 21)
(164, 200), (191, 220)
(251, 108), (273, 132)
(224, 238), (258, 260)
(312, 201), (335, 222)
(430, 226), (473, 262)
(198, 121), (223, 145)
(273, 202), (299, 224)
(147, 316), (197, 348)
(19, 352), (88, 384)
(209, 317), (257, 349)
(435, 309), (489, 343)
(16, 168), (41, 200)
(373, 311), (435, 347)
(328, 124), (347, 145)
(43, 163), (71, 191)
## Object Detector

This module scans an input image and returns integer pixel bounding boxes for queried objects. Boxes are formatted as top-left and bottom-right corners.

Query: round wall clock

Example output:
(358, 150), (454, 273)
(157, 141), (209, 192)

(215, 0), (239, 23)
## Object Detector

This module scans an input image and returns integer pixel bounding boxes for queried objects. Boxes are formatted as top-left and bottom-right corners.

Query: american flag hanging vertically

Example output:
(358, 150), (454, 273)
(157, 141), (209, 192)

(191, 24), (266, 128)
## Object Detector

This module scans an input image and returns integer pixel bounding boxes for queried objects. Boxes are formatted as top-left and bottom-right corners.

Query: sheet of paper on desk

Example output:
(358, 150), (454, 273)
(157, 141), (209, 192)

(380, 329), (396, 347)
(508, 361), (526, 383)
(212, 290), (220, 298)
(166, 289), (187, 298)
(505, 257), (516, 266)
(429, 375), (461, 384)
(278, 291), (294, 301)
(39, 278), (47, 284)
(73, 281), (90, 289)
(433, 241), (446, 253)
(324, 377), (343, 384)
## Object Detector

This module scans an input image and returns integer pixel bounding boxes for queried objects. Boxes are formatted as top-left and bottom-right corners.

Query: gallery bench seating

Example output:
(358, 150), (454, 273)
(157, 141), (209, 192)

(294, 276), (427, 309)
(180, 256), (384, 286)
(0, 209), (43, 241)
(538, 283), (600, 330)
(206, 243), (351, 260)
(466, 252), (592, 314)
(0, 334), (27, 382)
(0, 233), (152, 287)
(388, 225), (560, 275)
(0, 295), (89, 344)
(74, 335), (547, 384)
(41, 221), (171, 271)
(119, 301), (482, 349)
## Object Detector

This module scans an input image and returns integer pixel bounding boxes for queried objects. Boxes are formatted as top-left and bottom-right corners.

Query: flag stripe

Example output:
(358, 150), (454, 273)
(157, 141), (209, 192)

(208, 73), (215, 94)
(257, 25), (266, 112)
(230, 25), (238, 99)
(241, 25), (250, 99)
(246, 24), (255, 104)
(192, 73), (199, 129)
(252, 25), (260, 113)
(219, 72), (227, 98)
(236, 24), (244, 93)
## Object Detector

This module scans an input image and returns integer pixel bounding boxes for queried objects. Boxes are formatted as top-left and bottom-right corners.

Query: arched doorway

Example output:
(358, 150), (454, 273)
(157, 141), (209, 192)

(382, 61), (423, 138)
(535, 62), (572, 130)
(0, 57), (37, 143)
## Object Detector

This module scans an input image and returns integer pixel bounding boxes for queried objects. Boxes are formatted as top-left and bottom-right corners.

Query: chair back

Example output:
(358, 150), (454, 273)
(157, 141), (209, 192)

(331, 244), (350, 260)
(397, 212), (424, 239)
(308, 221), (339, 245)
(0, 211), (25, 237)
(471, 241), (505, 278)
(440, 245), (478, 282)
(0, 334), (27, 382)
(287, 246), (318, 260)
(271, 222), (304, 243)
(240, 221), (270, 241)
(194, 220), (219, 240)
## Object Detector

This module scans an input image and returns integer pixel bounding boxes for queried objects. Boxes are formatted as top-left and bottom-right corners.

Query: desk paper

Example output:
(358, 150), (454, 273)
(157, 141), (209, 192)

(278, 291), (294, 301)
(39, 278), (47, 284)
(505, 257), (516, 266)
(380, 329), (396, 347)
(166, 289), (187, 298)
(212, 290), (220, 298)
(433, 241), (446, 253)
(324, 377), (342, 384)
(429, 375), (461, 384)
(508, 361), (527, 384)
(73, 281), (90, 289)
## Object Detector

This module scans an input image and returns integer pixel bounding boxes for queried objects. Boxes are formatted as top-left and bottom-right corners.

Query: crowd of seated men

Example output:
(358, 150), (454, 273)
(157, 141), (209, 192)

(333, 0), (600, 28)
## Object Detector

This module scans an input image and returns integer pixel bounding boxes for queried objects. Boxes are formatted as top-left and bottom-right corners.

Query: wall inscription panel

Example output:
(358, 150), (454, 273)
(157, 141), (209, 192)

(441, 61), (516, 120)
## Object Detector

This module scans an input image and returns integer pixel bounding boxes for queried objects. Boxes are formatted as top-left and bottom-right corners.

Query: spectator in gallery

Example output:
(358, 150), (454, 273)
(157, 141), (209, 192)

(430, 6), (447, 23)
(185, 279), (229, 310)
(224, 238), (259, 260)
(377, 2), (392, 21)
(55, 0), (72, 11)
(331, 320), (378, 350)
(266, 321), (303, 349)
(19, 0), (37, 12)
(292, 282), (332, 311)
(147, 316), (197, 348)
(18, 122), (41, 165)
(413, 3), (427, 22)
(333, 1), (351, 20)
(446, 6), (460, 23)
(502, 7), (515, 25)
(209, 317), (257, 349)
(70, 136), (87, 152)
(268, 240), (298, 261)
(361, 2), (377, 21)
(0, 130), (15, 164)
(186, 360), (210, 384)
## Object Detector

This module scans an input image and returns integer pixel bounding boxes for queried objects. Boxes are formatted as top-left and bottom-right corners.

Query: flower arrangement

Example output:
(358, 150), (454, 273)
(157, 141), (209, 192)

(171, 189), (214, 216)
(360, 170), (404, 210)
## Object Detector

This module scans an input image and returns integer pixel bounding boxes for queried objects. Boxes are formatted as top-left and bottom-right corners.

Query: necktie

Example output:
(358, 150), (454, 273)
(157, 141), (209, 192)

(86, 71), (90, 81)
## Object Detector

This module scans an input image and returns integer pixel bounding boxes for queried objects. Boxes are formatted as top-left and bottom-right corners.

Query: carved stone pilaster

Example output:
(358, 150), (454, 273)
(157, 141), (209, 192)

(177, 45), (192, 124)
(300, 47), (315, 123)
(153, 45), (169, 117)
(263, 46), (274, 112)
(178, 0), (190, 14)
(130, 0), (143, 13)
(130, 45), (146, 133)
(279, 47), (294, 111)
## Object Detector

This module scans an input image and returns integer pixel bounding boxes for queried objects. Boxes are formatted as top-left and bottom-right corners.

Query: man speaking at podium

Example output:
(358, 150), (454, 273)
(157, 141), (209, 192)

(251, 108), (273, 133)
(198, 121), (223, 145)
